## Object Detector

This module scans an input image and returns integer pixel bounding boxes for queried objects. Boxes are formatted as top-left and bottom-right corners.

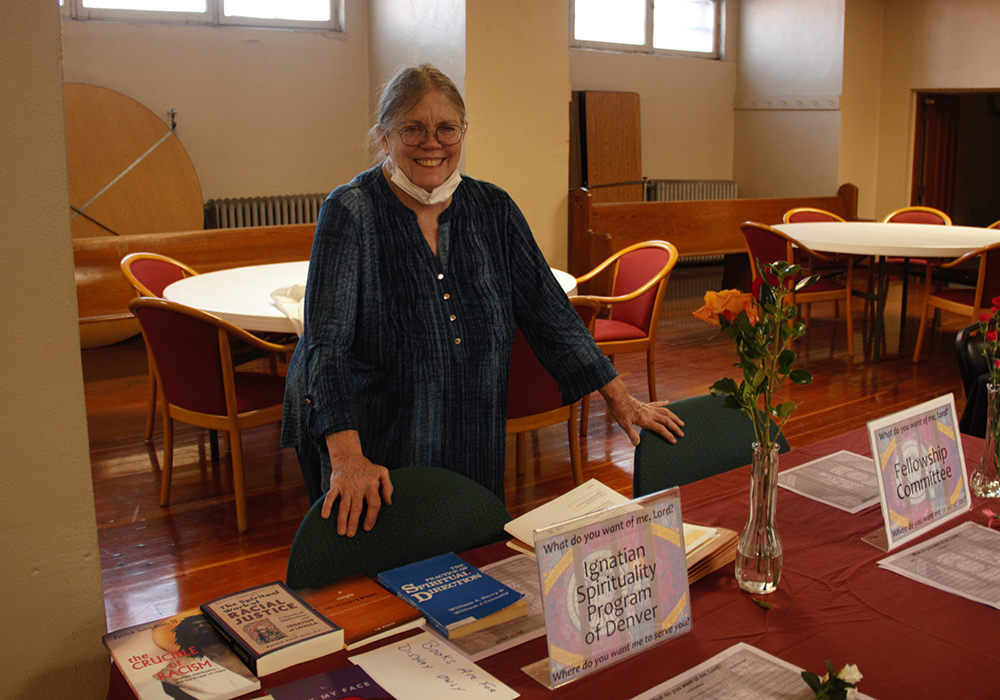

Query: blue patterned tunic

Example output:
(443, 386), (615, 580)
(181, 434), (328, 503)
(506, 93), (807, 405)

(281, 166), (616, 501)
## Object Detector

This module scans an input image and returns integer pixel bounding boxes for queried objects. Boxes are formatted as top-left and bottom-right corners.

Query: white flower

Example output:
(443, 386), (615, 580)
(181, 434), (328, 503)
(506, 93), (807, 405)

(845, 689), (858, 700)
(837, 664), (863, 685)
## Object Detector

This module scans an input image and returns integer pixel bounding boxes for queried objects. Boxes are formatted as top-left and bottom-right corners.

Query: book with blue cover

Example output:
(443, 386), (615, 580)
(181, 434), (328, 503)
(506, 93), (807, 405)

(376, 552), (527, 639)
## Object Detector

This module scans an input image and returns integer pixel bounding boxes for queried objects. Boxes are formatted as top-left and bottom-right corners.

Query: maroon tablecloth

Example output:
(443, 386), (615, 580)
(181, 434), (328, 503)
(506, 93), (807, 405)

(108, 429), (1000, 700)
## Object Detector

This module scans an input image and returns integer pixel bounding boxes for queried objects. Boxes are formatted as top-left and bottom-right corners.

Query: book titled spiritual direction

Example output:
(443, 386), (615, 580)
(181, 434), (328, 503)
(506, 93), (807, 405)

(866, 394), (971, 550)
(265, 663), (396, 700)
(532, 487), (692, 690)
(200, 581), (344, 676)
(376, 552), (527, 639)
(103, 609), (261, 700)
(296, 574), (425, 650)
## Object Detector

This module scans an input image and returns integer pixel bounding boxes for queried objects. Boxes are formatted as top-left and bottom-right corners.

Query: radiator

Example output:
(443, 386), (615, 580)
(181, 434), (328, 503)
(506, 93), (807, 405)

(204, 193), (328, 229)
(645, 179), (738, 203)
(645, 179), (738, 265)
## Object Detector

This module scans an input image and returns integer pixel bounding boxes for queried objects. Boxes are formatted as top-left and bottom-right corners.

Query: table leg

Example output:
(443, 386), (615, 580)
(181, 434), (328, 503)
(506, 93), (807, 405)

(873, 257), (888, 363)
(899, 258), (910, 348)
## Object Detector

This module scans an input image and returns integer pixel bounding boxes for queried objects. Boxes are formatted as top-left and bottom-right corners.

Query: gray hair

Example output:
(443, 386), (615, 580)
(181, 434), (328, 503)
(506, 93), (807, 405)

(368, 63), (466, 159)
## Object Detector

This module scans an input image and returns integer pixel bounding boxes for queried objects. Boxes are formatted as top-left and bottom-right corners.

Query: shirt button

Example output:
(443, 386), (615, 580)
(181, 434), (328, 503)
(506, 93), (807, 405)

(437, 273), (445, 280)
(443, 293), (451, 300)
(449, 314), (457, 321)
(454, 338), (462, 345)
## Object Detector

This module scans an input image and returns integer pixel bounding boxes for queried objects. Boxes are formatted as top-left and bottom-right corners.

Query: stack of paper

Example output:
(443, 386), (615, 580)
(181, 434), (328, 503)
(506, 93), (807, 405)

(504, 479), (737, 584)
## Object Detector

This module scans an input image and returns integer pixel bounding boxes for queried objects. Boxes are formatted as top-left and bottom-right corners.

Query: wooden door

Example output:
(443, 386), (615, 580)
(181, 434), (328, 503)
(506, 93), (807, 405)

(911, 93), (959, 211)
(570, 91), (643, 204)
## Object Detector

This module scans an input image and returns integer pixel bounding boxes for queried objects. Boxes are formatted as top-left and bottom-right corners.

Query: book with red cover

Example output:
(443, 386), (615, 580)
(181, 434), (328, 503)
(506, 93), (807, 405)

(296, 574), (425, 650)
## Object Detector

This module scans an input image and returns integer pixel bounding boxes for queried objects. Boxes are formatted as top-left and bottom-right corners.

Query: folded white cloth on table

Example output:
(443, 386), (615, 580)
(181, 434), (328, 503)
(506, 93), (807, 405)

(270, 283), (306, 336)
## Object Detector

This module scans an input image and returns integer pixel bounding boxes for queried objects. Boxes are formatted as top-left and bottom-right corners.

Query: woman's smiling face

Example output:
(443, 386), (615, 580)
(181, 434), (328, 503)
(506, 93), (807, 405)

(381, 89), (466, 193)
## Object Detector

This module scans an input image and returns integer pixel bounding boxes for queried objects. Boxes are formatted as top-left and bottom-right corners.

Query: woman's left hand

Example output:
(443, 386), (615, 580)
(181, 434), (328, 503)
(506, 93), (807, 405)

(598, 377), (685, 446)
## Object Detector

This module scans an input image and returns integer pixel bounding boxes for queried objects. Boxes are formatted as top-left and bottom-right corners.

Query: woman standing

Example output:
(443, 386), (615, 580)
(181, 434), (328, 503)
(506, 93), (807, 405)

(282, 64), (683, 537)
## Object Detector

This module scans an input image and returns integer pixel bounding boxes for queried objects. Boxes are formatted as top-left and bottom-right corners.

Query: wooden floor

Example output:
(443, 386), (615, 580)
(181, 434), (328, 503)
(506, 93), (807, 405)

(84, 263), (970, 632)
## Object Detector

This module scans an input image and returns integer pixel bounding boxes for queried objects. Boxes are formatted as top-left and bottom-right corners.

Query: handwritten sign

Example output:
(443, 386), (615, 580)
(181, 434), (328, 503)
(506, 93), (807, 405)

(348, 631), (518, 700)
(867, 394), (971, 550)
(532, 488), (691, 689)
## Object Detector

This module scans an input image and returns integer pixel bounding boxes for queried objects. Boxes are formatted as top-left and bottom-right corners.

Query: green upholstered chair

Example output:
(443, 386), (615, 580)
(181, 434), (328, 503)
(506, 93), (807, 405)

(632, 394), (790, 497)
(285, 466), (512, 590)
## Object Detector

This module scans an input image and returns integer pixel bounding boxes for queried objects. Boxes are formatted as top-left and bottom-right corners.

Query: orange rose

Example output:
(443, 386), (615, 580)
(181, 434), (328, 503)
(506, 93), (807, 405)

(692, 289), (759, 326)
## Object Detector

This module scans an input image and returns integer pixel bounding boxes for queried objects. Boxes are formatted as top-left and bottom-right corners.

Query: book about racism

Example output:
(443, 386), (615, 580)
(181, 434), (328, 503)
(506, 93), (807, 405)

(103, 609), (260, 700)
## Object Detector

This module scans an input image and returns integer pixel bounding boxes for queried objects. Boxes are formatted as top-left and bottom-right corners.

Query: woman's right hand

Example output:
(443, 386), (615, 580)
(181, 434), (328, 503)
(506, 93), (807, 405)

(321, 431), (393, 537)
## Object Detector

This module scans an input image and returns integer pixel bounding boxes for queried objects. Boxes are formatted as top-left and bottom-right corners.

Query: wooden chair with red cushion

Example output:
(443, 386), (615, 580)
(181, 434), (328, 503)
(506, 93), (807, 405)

(574, 240), (678, 435)
(128, 297), (297, 532)
(912, 241), (1000, 363)
(742, 222), (856, 357)
(121, 253), (200, 441)
(882, 205), (954, 297)
(506, 297), (601, 486)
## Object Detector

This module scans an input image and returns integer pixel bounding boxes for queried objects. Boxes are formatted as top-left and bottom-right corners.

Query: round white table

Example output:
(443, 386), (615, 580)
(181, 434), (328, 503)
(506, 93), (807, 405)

(164, 261), (579, 334)
(774, 221), (1000, 362)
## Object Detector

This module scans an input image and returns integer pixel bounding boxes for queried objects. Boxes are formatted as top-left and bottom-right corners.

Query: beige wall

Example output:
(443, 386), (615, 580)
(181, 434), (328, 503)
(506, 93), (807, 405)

(872, 0), (1000, 218)
(569, 51), (737, 181)
(61, 0), (373, 201)
(734, 0), (845, 198)
(464, 0), (571, 267)
(2, 1), (108, 698)
(838, 0), (883, 219)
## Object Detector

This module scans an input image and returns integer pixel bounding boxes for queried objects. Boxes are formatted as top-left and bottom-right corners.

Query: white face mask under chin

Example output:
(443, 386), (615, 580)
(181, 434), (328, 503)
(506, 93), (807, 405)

(389, 162), (462, 206)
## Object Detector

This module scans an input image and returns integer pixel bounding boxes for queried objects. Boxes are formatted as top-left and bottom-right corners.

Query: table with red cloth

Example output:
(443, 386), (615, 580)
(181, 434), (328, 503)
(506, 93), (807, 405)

(107, 428), (1000, 700)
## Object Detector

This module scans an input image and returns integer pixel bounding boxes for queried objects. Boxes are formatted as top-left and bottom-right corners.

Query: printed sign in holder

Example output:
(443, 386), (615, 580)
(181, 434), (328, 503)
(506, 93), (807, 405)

(864, 394), (971, 552)
(523, 488), (692, 689)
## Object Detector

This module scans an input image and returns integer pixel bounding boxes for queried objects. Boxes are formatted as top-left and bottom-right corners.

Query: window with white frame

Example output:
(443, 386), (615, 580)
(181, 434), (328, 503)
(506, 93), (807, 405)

(572, 0), (720, 58)
(60, 0), (342, 30)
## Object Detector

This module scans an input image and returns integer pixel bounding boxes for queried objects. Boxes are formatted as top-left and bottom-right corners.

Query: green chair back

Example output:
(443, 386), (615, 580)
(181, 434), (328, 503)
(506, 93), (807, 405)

(633, 394), (790, 497)
(285, 466), (512, 590)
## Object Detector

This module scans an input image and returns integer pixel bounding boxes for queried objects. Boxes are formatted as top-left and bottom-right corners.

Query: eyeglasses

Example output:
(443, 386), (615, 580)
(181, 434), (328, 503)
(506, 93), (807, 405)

(395, 124), (466, 147)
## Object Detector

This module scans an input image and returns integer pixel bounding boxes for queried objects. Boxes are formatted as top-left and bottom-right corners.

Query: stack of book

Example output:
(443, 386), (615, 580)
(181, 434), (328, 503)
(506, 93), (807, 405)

(105, 559), (528, 700)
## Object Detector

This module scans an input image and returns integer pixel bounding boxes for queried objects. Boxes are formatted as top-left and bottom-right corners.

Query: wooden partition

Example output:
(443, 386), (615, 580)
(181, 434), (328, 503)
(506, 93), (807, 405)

(74, 223), (316, 348)
(568, 183), (860, 286)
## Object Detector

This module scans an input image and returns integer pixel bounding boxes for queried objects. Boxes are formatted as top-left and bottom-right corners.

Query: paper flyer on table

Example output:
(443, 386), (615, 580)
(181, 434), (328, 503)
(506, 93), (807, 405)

(348, 631), (518, 700)
(446, 554), (546, 662)
(629, 642), (876, 700)
(878, 521), (1000, 609)
(867, 394), (971, 550)
(778, 450), (880, 513)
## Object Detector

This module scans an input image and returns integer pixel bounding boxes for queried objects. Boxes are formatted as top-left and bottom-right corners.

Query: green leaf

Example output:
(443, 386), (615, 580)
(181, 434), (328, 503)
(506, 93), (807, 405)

(801, 671), (823, 693)
(789, 368), (813, 385)
(795, 273), (820, 291)
(776, 400), (796, 419)
(710, 377), (739, 396)
(752, 598), (771, 609)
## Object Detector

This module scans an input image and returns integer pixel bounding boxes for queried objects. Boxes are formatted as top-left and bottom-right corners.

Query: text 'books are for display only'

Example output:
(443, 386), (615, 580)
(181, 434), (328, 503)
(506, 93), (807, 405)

(377, 552), (528, 639)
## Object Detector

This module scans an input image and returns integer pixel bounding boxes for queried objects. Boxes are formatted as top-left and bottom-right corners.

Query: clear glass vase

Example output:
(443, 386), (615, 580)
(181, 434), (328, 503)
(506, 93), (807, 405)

(972, 383), (1000, 498)
(735, 441), (783, 594)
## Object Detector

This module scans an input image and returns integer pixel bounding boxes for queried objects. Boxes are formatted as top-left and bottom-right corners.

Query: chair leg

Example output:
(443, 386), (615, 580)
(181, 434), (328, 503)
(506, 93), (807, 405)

(515, 433), (525, 476)
(580, 394), (591, 436)
(230, 429), (248, 533)
(913, 303), (931, 363)
(144, 364), (157, 442)
(568, 404), (583, 485)
(845, 262), (855, 357)
(160, 416), (174, 507)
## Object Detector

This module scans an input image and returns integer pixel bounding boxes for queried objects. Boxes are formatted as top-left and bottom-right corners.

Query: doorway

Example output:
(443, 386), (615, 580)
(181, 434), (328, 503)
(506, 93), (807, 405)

(912, 91), (1000, 226)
